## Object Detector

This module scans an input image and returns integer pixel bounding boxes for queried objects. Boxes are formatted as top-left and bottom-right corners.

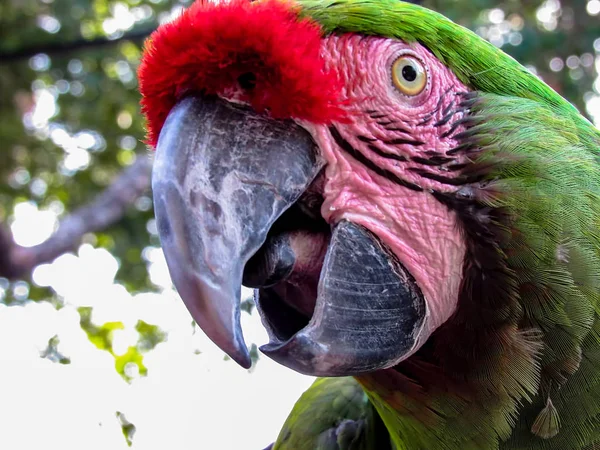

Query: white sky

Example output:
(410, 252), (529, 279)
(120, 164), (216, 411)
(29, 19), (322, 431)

(1, 204), (314, 450)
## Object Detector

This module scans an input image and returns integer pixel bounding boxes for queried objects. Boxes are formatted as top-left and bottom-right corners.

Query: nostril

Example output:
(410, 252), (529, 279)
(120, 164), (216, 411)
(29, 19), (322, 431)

(238, 72), (257, 90)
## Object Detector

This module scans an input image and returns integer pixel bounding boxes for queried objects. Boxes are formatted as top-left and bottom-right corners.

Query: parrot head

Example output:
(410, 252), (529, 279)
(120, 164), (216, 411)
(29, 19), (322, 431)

(140, 0), (479, 376)
(139, 0), (600, 427)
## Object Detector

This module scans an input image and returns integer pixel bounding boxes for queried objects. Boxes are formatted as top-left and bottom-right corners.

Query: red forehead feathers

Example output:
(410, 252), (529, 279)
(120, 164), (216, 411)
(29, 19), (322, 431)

(138, 0), (345, 147)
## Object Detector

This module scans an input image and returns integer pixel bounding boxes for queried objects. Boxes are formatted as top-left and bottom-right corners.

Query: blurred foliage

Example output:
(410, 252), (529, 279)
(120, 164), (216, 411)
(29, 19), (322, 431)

(422, 0), (600, 116)
(79, 306), (166, 380)
(116, 410), (137, 446)
(0, 0), (192, 303)
(0, 0), (194, 388)
(0, 0), (598, 385)
(136, 319), (167, 352)
(40, 334), (71, 364)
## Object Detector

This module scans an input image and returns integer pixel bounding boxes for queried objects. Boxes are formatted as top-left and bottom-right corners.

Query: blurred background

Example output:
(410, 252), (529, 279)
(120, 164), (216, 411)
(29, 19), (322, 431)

(0, 0), (598, 448)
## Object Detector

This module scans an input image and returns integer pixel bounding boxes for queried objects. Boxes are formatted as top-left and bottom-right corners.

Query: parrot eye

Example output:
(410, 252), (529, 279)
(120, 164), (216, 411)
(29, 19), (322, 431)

(392, 56), (427, 96)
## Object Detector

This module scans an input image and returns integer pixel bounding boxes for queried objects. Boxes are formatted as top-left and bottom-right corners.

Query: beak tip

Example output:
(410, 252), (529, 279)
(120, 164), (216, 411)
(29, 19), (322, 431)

(231, 329), (252, 369)
(195, 306), (252, 369)
(236, 354), (253, 370)
(259, 334), (329, 376)
(194, 307), (253, 369)
(196, 313), (252, 368)
(228, 340), (252, 369)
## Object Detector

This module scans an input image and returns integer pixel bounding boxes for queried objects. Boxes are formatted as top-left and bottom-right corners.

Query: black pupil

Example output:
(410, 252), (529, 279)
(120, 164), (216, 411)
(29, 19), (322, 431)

(402, 64), (417, 82)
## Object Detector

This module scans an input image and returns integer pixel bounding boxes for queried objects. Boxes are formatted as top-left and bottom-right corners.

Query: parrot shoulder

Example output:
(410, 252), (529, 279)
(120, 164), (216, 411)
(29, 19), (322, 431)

(272, 377), (393, 450)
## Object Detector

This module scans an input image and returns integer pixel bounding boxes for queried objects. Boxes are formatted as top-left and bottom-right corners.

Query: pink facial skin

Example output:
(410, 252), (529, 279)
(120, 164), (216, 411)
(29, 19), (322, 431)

(303, 35), (470, 351)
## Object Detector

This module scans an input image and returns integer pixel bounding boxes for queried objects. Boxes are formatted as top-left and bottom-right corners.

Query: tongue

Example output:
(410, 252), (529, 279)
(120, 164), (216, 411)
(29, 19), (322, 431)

(256, 220), (427, 377)
(246, 228), (330, 341)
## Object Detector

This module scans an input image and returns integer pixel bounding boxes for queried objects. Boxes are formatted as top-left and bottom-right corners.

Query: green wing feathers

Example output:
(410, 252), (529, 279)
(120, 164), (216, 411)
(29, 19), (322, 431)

(273, 377), (392, 450)
(469, 93), (600, 449)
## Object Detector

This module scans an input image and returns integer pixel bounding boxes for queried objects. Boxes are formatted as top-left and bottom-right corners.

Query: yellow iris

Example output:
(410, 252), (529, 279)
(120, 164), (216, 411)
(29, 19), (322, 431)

(392, 57), (427, 96)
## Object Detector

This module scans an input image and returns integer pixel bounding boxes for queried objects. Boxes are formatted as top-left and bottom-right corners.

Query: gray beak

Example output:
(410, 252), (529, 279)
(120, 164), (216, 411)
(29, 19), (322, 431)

(152, 95), (426, 375)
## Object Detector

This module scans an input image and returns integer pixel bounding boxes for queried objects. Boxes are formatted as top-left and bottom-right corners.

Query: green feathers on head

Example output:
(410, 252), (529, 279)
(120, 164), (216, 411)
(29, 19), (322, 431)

(299, 0), (598, 142)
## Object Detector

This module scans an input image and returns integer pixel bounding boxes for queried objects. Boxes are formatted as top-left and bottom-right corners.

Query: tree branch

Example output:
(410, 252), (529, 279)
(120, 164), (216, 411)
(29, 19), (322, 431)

(0, 153), (153, 280)
(0, 1), (430, 64)
(0, 28), (155, 63)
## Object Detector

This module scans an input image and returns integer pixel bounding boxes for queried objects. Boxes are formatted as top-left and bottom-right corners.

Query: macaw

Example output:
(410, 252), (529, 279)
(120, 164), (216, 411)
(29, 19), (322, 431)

(138, 0), (600, 449)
